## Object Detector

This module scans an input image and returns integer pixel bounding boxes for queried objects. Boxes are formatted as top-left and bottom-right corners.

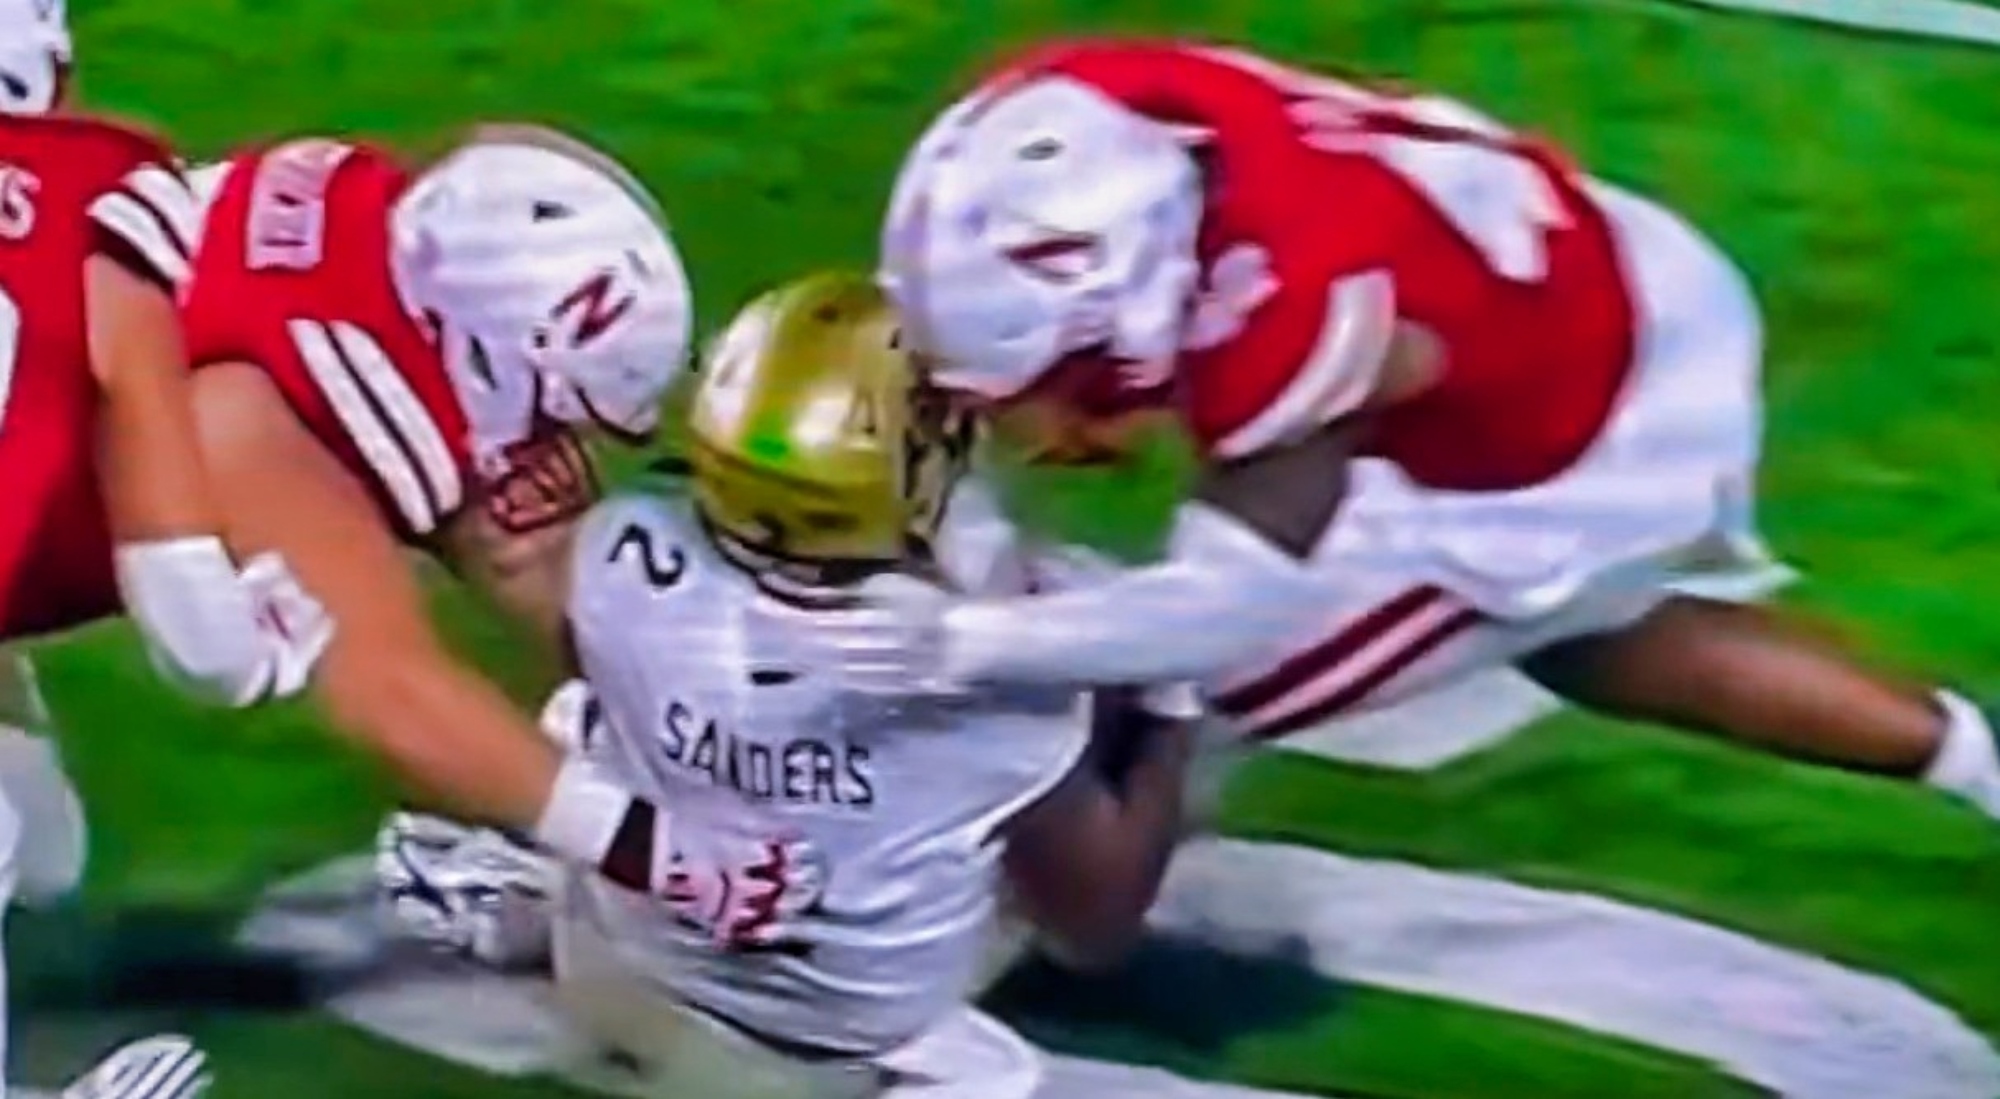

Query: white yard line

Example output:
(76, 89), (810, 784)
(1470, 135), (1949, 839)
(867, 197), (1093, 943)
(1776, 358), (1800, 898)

(240, 856), (1327, 1099)
(1156, 838), (2000, 1099)
(1041, 1057), (1321, 1099)
(1667, 0), (2000, 46)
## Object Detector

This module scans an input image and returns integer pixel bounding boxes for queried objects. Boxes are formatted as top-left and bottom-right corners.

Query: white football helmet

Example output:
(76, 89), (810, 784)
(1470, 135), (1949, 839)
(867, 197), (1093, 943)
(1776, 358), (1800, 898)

(880, 76), (1203, 402)
(0, 0), (70, 115)
(392, 129), (694, 460)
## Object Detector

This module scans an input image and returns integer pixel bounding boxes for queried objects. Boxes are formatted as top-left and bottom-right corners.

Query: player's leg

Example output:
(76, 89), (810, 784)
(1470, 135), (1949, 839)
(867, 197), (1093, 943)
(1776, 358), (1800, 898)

(548, 876), (873, 1099)
(0, 652), (85, 904)
(1512, 184), (1996, 814)
(872, 1009), (1041, 1099)
(1519, 600), (1994, 809)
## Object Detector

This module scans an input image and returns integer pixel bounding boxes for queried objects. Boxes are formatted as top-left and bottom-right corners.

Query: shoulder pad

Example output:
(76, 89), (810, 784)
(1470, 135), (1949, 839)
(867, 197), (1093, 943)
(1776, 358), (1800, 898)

(0, 112), (174, 176)
(55, 112), (174, 161)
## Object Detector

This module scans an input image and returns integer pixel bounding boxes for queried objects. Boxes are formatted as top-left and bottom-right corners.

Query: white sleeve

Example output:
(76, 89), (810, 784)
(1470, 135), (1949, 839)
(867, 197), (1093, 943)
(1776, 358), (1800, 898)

(937, 501), (1326, 687)
(184, 160), (233, 222)
(1020, 541), (1122, 592)
(284, 318), (467, 536)
(962, 688), (1094, 840)
(931, 476), (1033, 596)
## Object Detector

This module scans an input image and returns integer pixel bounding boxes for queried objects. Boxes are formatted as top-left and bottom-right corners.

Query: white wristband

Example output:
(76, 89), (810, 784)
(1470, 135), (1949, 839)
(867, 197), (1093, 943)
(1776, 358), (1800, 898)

(116, 536), (272, 708)
(535, 757), (664, 892)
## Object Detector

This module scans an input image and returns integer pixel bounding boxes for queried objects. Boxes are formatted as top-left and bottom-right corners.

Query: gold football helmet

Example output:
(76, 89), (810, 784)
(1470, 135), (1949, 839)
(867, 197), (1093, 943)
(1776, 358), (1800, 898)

(686, 271), (972, 574)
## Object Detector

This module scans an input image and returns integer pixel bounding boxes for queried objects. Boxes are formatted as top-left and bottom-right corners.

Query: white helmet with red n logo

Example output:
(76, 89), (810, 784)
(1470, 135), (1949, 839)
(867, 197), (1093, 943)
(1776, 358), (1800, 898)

(880, 75), (1203, 403)
(393, 125), (694, 456)
(0, 0), (70, 114)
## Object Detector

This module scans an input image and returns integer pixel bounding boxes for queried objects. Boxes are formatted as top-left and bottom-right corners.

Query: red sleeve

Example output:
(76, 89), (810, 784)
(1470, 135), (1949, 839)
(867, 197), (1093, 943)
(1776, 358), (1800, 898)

(1183, 258), (1398, 460)
(77, 122), (200, 294)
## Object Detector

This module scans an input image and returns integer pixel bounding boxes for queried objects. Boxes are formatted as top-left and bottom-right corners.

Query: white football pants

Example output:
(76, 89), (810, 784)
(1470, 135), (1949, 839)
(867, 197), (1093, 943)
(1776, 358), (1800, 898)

(0, 650), (91, 1099)
(551, 881), (1041, 1099)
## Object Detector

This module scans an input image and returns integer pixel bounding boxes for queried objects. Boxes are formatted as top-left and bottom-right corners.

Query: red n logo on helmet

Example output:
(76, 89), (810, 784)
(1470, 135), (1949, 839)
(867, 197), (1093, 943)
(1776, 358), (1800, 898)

(553, 270), (638, 349)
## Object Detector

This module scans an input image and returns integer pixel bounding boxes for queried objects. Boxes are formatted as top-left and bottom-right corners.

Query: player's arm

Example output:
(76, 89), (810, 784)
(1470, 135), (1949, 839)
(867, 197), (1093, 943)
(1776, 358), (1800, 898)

(1001, 690), (1196, 968)
(186, 363), (663, 888)
(429, 432), (601, 681)
(86, 257), (224, 536)
(922, 454), (1339, 687)
(916, 276), (1437, 688)
(84, 161), (313, 706)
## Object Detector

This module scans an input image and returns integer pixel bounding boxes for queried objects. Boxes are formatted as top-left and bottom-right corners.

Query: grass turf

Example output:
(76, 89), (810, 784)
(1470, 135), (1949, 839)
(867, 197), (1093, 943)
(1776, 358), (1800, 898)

(20, 0), (2000, 1095)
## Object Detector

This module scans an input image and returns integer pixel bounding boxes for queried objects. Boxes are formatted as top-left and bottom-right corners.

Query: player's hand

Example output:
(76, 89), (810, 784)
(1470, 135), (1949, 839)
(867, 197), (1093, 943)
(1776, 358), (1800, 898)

(374, 811), (557, 970)
(537, 678), (598, 755)
(800, 573), (958, 696)
(116, 539), (333, 708)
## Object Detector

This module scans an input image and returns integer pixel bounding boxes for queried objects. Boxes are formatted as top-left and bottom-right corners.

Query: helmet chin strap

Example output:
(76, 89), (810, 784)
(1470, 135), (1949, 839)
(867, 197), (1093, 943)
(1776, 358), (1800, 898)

(700, 515), (892, 609)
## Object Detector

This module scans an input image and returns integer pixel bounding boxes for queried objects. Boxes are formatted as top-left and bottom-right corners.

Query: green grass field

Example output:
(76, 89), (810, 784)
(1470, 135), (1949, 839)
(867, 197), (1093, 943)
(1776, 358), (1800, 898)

(21, 1), (2000, 1096)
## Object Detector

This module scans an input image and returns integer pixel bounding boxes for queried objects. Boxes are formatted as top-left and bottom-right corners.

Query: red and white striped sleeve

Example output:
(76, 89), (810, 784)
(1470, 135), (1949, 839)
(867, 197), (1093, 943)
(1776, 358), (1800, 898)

(284, 318), (467, 536)
(1186, 263), (1399, 462)
(86, 157), (202, 293)
(1208, 269), (1397, 460)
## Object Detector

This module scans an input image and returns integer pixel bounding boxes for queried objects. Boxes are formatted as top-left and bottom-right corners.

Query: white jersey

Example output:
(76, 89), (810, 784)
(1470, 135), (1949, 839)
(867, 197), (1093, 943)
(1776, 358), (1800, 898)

(565, 489), (1089, 1056)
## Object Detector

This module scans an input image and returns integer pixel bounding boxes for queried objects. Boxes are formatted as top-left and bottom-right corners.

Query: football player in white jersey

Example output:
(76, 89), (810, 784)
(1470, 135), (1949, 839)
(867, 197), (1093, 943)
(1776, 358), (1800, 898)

(384, 271), (1196, 1098)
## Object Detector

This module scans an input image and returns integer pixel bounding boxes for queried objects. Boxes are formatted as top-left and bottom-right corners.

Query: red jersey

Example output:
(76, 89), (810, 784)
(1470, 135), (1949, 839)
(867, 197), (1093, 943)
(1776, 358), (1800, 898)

(182, 139), (471, 540)
(0, 114), (201, 639)
(1000, 41), (1637, 491)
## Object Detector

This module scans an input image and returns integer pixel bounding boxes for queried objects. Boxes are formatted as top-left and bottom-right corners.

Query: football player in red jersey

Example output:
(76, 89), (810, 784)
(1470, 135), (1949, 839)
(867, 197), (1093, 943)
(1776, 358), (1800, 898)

(180, 126), (819, 941)
(824, 39), (2000, 824)
(0, 1), (317, 1095)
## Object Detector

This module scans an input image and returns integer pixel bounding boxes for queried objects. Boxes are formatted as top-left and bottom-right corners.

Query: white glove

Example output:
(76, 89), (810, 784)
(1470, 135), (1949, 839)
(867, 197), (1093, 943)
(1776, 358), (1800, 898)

(798, 573), (957, 696)
(239, 551), (335, 696)
(374, 811), (558, 970)
(538, 678), (597, 754)
(61, 1034), (211, 1099)
(116, 539), (334, 708)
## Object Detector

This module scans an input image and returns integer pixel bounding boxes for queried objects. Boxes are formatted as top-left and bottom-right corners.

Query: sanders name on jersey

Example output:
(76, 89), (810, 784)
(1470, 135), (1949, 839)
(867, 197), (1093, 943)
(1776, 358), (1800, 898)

(659, 698), (876, 810)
